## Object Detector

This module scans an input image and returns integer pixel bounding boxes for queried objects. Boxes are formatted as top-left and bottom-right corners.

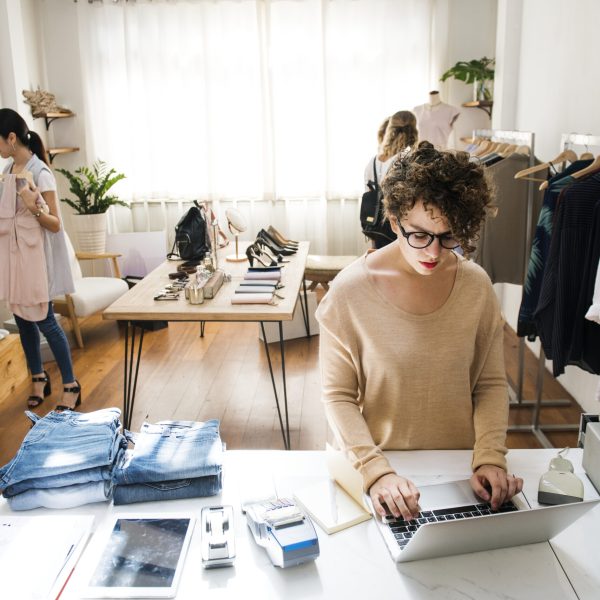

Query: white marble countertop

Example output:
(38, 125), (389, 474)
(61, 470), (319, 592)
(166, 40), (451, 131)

(1, 449), (598, 599)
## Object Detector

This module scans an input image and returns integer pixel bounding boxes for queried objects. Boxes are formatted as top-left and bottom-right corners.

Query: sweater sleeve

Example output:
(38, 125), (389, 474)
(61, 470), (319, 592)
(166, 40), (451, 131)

(317, 296), (396, 491)
(471, 307), (509, 473)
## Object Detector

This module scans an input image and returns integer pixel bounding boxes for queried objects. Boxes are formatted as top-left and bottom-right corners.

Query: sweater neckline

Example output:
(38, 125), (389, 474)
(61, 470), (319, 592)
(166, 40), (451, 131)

(361, 252), (464, 320)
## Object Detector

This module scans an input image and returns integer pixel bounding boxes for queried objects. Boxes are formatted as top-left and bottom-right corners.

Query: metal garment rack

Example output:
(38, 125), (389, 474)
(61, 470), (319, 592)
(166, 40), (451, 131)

(519, 132), (600, 447)
(508, 132), (600, 447)
(472, 129), (551, 408)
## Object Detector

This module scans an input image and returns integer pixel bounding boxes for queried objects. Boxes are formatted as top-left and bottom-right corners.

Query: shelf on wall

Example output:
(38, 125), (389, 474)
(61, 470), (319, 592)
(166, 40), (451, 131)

(48, 147), (80, 164)
(34, 111), (75, 130)
(462, 100), (493, 118)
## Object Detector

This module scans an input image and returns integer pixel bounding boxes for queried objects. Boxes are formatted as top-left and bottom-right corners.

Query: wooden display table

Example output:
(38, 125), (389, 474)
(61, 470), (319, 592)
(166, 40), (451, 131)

(104, 242), (310, 446)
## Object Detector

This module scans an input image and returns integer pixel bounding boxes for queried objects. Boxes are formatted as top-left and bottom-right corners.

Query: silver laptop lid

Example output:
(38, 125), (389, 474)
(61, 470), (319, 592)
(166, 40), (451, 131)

(372, 479), (600, 563)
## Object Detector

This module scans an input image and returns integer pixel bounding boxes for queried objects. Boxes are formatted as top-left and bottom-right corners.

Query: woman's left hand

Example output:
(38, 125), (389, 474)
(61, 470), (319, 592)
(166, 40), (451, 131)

(470, 465), (523, 510)
(17, 181), (41, 213)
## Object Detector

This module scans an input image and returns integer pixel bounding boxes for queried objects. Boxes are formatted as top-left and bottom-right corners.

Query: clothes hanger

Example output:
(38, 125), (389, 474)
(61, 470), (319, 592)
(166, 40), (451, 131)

(472, 140), (495, 157)
(538, 149), (594, 190)
(498, 144), (518, 158)
(514, 149), (577, 180)
(571, 154), (600, 179)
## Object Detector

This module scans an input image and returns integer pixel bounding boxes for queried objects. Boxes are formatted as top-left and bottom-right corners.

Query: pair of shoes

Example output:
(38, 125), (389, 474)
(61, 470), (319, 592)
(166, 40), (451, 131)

(257, 230), (297, 256)
(255, 240), (289, 264)
(267, 226), (299, 248)
(27, 370), (51, 408)
(246, 242), (279, 268)
(55, 380), (82, 412)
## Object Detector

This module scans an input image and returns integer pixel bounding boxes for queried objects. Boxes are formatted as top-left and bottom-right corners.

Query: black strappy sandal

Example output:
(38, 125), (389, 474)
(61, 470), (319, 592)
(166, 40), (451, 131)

(55, 380), (82, 412)
(27, 370), (51, 408)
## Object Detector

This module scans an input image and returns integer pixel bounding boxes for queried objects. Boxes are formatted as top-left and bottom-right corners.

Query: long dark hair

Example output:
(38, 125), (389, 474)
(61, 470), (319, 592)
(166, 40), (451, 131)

(0, 108), (49, 165)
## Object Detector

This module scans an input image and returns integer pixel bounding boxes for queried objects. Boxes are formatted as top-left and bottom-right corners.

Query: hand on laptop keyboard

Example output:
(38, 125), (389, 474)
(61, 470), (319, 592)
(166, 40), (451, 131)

(470, 465), (524, 511)
(369, 473), (421, 521)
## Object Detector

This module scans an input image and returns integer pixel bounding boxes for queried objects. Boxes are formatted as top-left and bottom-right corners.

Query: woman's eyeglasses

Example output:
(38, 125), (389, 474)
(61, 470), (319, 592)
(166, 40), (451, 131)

(398, 224), (460, 250)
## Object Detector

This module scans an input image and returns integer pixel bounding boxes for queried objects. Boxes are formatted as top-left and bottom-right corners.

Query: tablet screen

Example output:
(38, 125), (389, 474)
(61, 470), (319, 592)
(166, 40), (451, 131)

(89, 518), (192, 589)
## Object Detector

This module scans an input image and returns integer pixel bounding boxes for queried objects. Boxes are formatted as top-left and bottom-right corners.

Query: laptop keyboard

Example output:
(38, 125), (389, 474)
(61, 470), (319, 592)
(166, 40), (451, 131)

(385, 501), (519, 549)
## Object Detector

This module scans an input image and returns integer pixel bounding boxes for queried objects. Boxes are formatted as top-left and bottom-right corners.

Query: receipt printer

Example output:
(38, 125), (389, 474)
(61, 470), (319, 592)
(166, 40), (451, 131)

(583, 421), (600, 494)
(245, 498), (319, 568)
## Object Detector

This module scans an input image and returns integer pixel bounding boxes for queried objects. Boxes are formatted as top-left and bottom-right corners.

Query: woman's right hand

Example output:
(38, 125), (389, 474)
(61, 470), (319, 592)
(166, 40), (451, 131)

(369, 473), (421, 521)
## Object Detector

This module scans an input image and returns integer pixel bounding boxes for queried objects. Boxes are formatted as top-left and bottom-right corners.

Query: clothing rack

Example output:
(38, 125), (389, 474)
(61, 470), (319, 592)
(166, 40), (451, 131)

(521, 133), (600, 447)
(472, 129), (541, 407)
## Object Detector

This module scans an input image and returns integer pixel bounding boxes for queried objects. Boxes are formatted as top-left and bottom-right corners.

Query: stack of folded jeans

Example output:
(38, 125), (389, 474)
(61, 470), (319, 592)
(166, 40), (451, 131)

(0, 408), (126, 510)
(112, 419), (223, 505)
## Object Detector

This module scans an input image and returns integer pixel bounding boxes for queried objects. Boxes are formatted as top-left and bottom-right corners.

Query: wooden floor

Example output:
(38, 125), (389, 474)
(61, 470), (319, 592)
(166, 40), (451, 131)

(0, 313), (584, 466)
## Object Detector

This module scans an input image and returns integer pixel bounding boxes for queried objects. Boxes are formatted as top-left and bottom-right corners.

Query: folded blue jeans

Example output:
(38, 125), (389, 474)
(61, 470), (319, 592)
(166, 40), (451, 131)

(8, 480), (113, 511)
(3, 444), (124, 497)
(113, 474), (221, 505)
(0, 408), (123, 491)
(113, 419), (223, 485)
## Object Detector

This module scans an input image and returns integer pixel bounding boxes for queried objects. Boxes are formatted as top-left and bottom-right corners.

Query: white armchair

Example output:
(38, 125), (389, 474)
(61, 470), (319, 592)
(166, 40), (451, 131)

(53, 234), (129, 348)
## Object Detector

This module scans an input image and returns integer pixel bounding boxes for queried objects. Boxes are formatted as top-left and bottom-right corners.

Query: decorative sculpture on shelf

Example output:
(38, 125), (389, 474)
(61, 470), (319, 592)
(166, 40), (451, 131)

(22, 88), (73, 118)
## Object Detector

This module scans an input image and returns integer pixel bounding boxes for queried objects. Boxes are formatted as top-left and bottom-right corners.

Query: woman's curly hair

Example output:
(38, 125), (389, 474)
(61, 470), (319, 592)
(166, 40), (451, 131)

(381, 141), (495, 255)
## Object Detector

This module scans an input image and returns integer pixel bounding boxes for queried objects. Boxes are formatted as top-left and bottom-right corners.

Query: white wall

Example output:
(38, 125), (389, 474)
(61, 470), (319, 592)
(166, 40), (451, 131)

(435, 0), (498, 148)
(495, 0), (600, 413)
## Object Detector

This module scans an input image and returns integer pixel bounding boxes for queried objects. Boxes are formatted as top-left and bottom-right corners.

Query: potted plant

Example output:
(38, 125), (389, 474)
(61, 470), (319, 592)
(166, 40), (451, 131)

(440, 56), (495, 102)
(56, 160), (128, 253)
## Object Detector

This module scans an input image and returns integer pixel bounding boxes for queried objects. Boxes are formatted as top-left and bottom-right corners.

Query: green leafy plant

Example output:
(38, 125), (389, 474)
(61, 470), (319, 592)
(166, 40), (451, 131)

(56, 160), (128, 214)
(440, 57), (495, 100)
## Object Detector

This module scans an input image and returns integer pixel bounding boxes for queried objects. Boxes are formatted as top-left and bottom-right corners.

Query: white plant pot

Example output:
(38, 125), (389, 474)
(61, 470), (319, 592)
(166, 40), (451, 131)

(72, 213), (108, 253)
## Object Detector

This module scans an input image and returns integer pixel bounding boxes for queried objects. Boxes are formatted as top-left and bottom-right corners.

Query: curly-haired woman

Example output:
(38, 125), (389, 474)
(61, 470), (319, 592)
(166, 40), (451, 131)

(318, 142), (522, 521)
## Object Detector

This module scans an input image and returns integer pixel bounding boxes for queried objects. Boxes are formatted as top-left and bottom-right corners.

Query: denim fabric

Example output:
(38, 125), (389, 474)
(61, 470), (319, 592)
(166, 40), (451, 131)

(113, 473), (221, 505)
(0, 408), (123, 490)
(3, 448), (123, 497)
(113, 419), (222, 485)
(7, 480), (113, 511)
(14, 302), (75, 383)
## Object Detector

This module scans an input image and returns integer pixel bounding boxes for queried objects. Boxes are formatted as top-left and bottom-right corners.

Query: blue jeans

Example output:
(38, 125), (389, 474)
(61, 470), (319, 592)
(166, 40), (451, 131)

(0, 408), (123, 491)
(113, 420), (223, 485)
(7, 480), (113, 511)
(13, 302), (75, 382)
(113, 474), (221, 505)
(3, 462), (116, 497)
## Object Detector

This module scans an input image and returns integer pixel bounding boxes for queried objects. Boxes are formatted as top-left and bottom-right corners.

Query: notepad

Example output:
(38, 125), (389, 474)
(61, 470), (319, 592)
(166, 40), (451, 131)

(1, 514), (94, 599)
(294, 480), (371, 534)
(293, 445), (371, 534)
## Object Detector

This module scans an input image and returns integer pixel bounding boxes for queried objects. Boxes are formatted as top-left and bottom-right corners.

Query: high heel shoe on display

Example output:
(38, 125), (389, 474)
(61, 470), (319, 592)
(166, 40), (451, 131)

(27, 370), (51, 408)
(267, 226), (299, 247)
(257, 231), (296, 255)
(246, 244), (278, 268)
(259, 228), (298, 251)
(256, 241), (289, 264)
(55, 380), (82, 412)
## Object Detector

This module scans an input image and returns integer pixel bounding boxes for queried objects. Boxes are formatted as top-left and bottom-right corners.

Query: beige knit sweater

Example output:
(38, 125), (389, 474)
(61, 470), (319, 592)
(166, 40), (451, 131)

(316, 254), (509, 491)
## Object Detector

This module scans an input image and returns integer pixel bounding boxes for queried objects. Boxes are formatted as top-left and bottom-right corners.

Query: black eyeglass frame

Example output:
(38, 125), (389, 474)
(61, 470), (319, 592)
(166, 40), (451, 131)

(398, 224), (460, 250)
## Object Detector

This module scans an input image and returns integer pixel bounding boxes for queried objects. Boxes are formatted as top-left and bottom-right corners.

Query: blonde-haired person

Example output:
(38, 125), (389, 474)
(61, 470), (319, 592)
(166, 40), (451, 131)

(364, 111), (418, 248)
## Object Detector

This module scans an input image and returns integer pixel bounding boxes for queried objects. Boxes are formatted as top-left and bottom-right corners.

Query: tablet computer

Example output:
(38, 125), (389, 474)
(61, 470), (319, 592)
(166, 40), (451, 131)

(83, 515), (195, 598)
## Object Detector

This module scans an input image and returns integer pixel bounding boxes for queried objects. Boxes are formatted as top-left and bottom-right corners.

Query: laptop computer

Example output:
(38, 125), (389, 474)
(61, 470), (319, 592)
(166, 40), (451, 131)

(368, 479), (600, 563)
(323, 446), (600, 563)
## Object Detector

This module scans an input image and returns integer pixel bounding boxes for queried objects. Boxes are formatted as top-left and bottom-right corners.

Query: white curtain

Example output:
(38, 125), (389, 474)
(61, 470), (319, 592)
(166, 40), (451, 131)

(77, 0), (433, 253)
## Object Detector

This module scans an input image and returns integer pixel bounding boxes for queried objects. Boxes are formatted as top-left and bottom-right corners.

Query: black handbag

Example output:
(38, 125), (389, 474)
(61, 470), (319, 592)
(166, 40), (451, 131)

(167, 200), (211, 261)
(360, 158), (395, 248)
